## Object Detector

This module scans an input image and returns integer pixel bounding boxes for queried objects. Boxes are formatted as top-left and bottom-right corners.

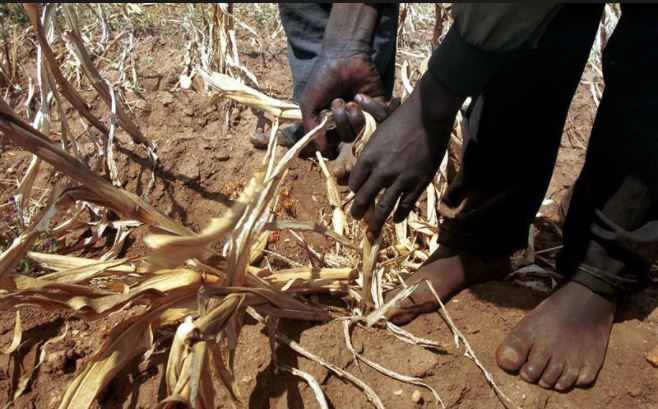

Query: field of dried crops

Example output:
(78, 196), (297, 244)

(0, 4), (656, 409)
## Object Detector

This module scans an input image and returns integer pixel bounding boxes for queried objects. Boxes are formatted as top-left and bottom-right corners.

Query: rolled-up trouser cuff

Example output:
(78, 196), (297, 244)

(556, 239), (650, 297)
(559, 259), (646, 297)
(428, 26), (515, 96)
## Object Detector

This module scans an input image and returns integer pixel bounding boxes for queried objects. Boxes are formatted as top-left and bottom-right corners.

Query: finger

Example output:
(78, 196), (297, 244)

(331, 99), (356, 142)
(348, 155), (372, 194)
(350, 174), (388, 220)
(393, 182), (426, 223)
(345, 102), (365, 139)
(367, 181), (406, 238)
(354, 93), (388, 122)
(362, 202), (376, 226)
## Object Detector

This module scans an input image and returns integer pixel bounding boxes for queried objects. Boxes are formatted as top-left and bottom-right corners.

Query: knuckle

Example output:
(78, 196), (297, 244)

(375, 201), (392, 215)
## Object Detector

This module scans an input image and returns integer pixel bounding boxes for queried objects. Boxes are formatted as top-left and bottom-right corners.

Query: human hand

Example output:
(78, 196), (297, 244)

(349, 73), (465, 240)
(300, 41), (386, 156)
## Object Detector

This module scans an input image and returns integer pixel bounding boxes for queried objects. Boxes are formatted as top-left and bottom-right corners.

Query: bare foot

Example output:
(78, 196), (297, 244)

(331, 142), (356, 179)
(385, 247), (511, 325)
(496, 281), (615, 391)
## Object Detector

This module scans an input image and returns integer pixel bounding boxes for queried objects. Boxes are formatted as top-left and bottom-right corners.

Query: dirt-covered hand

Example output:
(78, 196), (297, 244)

(349, 73), (465, 240)
(300, 41), (386, 156)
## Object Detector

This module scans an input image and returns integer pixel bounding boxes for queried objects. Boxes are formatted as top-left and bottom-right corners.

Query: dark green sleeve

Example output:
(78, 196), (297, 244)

(428, 4), (562, 96)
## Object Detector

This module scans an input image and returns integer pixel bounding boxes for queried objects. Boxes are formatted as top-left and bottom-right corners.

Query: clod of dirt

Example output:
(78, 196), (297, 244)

(161, 92), (175, 106)
(411, 389), (423, 404)
(133, 98), (150, 112)
(44, 350), (67, 374)
(176, 156), (201, 182)
(645, 346), (658, 367)
(230, 107), (241, 125)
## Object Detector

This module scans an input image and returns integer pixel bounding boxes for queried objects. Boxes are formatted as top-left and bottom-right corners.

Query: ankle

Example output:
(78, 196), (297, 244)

(560, 281), (618, 310)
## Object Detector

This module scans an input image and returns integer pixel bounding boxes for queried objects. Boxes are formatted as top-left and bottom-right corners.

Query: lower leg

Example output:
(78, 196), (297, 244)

(497, 5), (658, 389)
(386, 4), (603, 325)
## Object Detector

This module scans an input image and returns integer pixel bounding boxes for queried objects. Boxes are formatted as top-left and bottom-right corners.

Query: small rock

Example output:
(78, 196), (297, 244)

(161, 92), (175, 106)
(183, 106), (194, 116)
(44, 350), (67, 373)
(230, 108), (241, 125)
(394, 390), (403, 396)
(197, 117), (209, 127)
(213, 154), (231, 161)
(411, 390), (423, 404)
(241, 376), (252, 383)
(6, 167), (14, 174)
(645, 346), (658, 367)
(180, 74), (192, 89)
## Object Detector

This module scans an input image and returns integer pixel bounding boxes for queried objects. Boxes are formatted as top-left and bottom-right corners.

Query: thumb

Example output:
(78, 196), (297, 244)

(300, 102), (328, 156)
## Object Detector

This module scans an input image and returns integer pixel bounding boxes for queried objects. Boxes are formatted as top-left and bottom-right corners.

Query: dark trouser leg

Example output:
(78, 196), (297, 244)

(278, 3), (331, 104)
(278, 3), (398, 104)
(438, 4), (603, 257)
(558, 5), (658, 296)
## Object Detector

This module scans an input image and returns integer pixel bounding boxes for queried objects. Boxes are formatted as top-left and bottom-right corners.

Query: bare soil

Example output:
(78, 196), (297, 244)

(1, 18), (657, 409)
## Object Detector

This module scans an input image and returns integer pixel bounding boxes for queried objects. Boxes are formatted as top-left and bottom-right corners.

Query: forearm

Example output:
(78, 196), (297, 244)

(416, 71), (465, 132)
(322, 3), (381, 49)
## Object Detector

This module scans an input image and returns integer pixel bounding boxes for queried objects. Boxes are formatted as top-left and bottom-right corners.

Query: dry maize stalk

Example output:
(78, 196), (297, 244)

(24, 3), (109, 136)
(61, 5), (156, 152)
(0, 99), (190, 236)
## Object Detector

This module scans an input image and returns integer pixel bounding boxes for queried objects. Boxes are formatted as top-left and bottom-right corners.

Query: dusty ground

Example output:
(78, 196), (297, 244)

(1, 9), (657, 409)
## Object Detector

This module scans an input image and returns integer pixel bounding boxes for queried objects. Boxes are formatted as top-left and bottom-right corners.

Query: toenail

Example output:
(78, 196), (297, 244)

(497, 347), (522, 370)
(523, 365), (539, 379)
(520, 370), (534, 383)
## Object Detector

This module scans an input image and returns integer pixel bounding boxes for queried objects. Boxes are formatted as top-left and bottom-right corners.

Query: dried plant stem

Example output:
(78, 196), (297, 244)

(249, 309), (385, 409)
(343, 321), (444, 407)
(425, 280), (519, 409)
